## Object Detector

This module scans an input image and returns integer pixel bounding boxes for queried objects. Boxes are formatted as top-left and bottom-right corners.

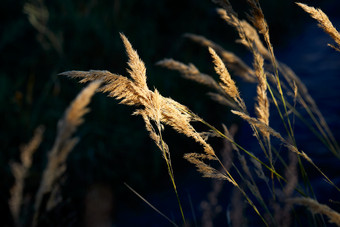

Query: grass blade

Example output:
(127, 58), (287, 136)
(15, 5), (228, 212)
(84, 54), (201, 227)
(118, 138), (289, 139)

(124, 183), (179, 227)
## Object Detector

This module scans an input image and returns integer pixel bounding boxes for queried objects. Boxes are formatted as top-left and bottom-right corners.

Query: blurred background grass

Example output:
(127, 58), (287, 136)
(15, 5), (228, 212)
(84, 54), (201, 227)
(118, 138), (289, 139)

(1, 0), (338, 226)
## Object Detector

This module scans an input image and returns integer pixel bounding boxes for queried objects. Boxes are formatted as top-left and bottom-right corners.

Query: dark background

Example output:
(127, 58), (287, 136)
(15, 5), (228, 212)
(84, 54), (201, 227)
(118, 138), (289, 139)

(1, 0), (340, 226)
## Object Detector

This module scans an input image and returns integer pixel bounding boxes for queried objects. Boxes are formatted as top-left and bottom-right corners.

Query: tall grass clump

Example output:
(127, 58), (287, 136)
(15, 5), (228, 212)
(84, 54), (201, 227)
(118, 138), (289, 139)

(9, 80), (101, 226)
(10, 0), (340, 226)
(61, 1), (340, 225)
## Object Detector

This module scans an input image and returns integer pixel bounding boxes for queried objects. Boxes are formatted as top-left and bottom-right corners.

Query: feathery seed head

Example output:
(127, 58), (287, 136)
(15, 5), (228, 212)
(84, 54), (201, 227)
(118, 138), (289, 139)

(209, 47), (239, 100)
(157, 58), (220, 90)
(290, 197), (340, 226)
(120, 33), (148, 90)
(246, 0), (267, 35)
(253, 49), (270, 135)
(63, 35), (217, 158)
(184, 33), (256, 82)
(209, 47), (246, 110)
(297, 3), (340, 51)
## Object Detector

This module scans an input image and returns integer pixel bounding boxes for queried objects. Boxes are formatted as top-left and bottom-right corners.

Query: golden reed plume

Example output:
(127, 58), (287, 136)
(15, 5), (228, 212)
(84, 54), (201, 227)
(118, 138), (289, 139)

(61, 34), (215, 157)
(297, 2), (340, 51)
(33, 80), (101, 226)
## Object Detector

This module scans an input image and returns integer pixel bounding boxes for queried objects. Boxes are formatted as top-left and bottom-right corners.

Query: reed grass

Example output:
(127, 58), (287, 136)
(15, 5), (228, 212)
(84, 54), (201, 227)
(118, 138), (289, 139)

(8, 80), (101, 227)
(297, 2), (340, 52)
(62, 6), (340, 221)
(10, 126), (45, 226)
(32, 80), (101, 226)
(289, 197), (340, 226)
(10, 0), (340, 226)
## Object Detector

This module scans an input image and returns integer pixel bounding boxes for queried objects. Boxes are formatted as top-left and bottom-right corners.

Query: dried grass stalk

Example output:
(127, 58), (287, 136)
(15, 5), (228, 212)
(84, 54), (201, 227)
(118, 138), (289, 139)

(10, 126), (45, 224)
(211, 0), (237, 18)
(251, 155), (268, 184)
(231, 110), (310, 161)
(207, 92), (240, 110)
(120, 33), (148, 90)
(220, 124), (237, 168)
(209, 47), (246, 110)
(279, 60), (339, 153)
(216, 8), (270, 60)
(62, 34), (215, 157)
(184, 153), (233, 182)
(157, 58), (243, 111)
(253, 49), (270, 140)
(283, 153), (298, 198)
(290, 197), (340, 226)
(246, 0), (276, 69)
(156, 59), (221, 90)
(231, 110), (340, 191)
(23, 0), (63, 55)
(33, 80), (101, 225)
(184, 33), (256, 82)
(297, 2), (340, 51)
(274, 56), (340, 155)
(218, 0), (336, 159)
(246, 0), (268, 35)
(222, 124), (255, 183)
(200, 124), (238, 227)
(273, 152), (298, 227)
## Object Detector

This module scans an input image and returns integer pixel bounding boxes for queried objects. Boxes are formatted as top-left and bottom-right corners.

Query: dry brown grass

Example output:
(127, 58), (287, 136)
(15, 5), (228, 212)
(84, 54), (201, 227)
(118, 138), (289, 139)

(23, 0), (63, 55)
(156, 58), (240, 111)
(33, 80), (101, 226)
(156, 58), (221, 90)
(9, 0), (340, 226)
(184, 33), (256, 82)
(10, 126), (45, 225)
(201, 124), (236, 226)
(55, 1), (340, 227)
(289, 197), (340, 226)
(297, 2), (340, 51)
(209, 47), (246, 111)
(253, 48), (270, 142)
(62, 34), (215, 158)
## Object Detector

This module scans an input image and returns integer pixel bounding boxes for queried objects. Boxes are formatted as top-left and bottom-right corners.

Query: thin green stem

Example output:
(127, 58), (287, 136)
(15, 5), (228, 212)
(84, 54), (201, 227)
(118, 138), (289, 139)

(232, 162), (274, 223)
(215, 158), (269, 227)
(264, 35), (296, 145)
(266, 82), (292, 139)
(192, 114), (310, 196)
(124, 183), (179, 227)
(200, 117), (284, 180)
(159, 130), (186, 225)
